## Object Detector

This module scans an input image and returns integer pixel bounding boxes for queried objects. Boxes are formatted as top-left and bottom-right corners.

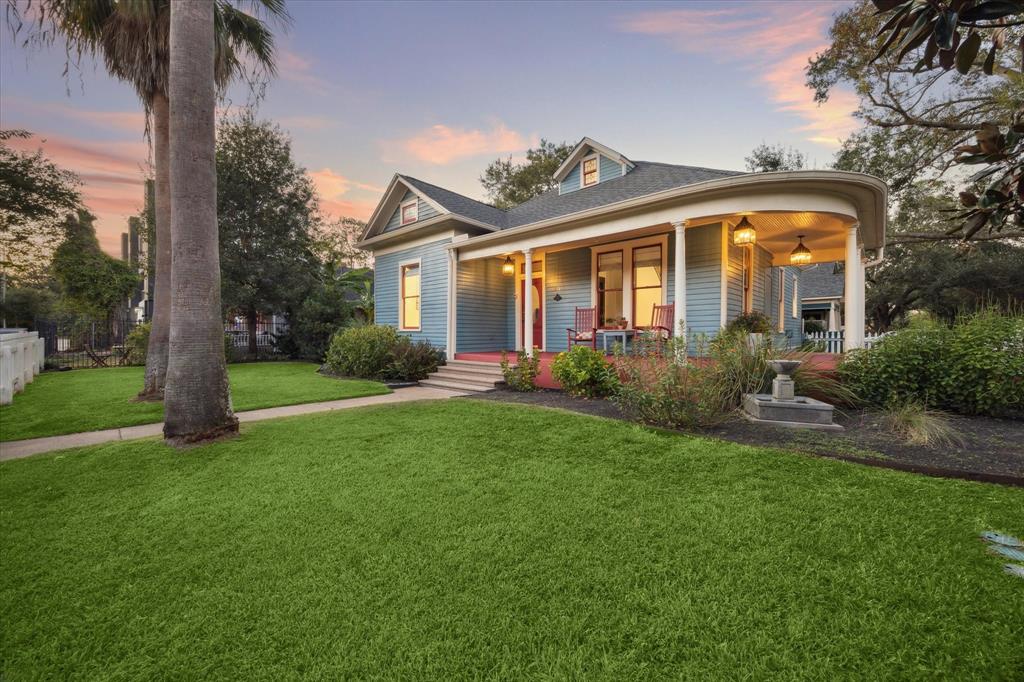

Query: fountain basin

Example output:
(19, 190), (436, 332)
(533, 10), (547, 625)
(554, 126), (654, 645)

(742, 393), (843, 431)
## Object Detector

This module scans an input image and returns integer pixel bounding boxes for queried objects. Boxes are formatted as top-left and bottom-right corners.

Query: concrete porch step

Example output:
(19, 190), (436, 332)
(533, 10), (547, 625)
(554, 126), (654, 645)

(444, 359), (507, 374)
(419, 377), (498, 393)
(431, 366), (504, 384)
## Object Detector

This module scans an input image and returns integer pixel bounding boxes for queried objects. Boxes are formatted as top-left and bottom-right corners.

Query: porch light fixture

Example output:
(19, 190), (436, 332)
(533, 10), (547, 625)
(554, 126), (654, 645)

(501, 255), (515, 276)
(790, 235), (812, 264)
(733, 216), (757, 245)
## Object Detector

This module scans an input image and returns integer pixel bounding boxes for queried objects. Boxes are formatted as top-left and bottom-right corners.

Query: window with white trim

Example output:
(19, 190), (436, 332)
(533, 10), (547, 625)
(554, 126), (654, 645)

(582, 156), (599, 187)
(792, 278), (799, 318)
(400, 199), (418, 226)
(400, 262), (420, 330)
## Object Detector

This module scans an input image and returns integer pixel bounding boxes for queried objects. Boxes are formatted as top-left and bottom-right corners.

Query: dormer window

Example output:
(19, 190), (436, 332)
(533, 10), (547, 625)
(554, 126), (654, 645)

(582, 155), (599, 187)
(400, 198), (418, 225)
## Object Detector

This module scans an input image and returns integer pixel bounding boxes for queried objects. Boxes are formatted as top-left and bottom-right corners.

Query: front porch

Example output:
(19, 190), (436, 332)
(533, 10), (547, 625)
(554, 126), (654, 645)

(454, 350), (841, 390)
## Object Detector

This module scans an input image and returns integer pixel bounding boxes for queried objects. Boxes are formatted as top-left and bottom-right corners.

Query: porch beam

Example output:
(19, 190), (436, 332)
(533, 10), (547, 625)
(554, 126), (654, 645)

(523, 248), (533, 357)
(672, 220), (687, 336)
(844, 224), (865, 350)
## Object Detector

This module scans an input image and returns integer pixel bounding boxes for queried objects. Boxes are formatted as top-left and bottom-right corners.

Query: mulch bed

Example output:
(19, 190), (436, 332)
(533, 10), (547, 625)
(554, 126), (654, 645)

(467, 389), (1024, 486)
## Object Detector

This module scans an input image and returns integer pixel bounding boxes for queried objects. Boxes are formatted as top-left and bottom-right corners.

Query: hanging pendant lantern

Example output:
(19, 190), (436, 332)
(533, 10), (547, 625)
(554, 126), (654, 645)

(733, 216), (757, 245)
(501, 255), (515, 275)
(790, 234), (812, 264)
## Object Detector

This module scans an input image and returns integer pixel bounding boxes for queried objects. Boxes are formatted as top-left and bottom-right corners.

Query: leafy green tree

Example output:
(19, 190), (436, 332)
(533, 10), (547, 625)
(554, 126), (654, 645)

(808, 0), (1024, 243)
(481, 139), (572, 208)
(744, 143), (806, 173)
(0, 130), (80, 300)
(217, 112), (319, 358)
(51, 210), (138, 318)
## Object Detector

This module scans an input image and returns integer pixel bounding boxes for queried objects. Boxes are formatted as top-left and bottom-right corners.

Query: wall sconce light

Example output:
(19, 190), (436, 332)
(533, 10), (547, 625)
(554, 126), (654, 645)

(790, 234), (812, 264)
(501, 255), (515, 276)
(733, 216), (757, 245)
(553, 292), (562, 302)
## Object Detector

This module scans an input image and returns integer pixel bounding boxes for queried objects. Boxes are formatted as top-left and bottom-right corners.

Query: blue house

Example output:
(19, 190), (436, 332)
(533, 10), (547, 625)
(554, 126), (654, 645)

(358, 138), (886, 387)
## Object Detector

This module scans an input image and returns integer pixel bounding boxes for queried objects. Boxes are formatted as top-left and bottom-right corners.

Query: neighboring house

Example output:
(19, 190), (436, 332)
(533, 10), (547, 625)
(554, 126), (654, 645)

(357, 137), (886, 361)
(799, 261), (845, 332)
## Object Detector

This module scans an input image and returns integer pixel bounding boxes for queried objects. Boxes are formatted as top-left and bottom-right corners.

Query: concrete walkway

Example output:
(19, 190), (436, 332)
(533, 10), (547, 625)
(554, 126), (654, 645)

(0, 385), (466, 462)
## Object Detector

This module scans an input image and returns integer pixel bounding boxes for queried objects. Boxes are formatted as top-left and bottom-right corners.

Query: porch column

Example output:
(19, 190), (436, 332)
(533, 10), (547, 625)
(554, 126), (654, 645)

(844, 224), (865, 350)
(446, 248), (457, 361)
(522, 248), (533, 357)
(672, 220), (687, 336)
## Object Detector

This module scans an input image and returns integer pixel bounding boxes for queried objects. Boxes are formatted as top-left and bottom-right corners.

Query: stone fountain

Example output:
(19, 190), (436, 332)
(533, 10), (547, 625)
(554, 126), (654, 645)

(741, 359), (842, 430)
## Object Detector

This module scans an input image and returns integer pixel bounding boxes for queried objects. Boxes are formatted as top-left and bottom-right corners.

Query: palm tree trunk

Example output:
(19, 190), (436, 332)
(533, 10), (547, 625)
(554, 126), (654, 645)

(137, 91), (171, 400)
(163, 0), (237, 445)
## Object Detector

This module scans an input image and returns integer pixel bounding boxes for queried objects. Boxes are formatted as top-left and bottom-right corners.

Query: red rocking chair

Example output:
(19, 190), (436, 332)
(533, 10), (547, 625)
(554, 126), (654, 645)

(635, 303), (675, 351)
(566, 306), (597, 349)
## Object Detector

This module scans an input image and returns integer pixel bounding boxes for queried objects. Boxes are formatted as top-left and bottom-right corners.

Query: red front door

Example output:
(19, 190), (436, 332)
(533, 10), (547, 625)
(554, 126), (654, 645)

(520, 277), (543, 350)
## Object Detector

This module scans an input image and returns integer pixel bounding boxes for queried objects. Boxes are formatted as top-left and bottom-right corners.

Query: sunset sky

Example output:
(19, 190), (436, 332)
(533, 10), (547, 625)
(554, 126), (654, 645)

(0, 0), (858, 256)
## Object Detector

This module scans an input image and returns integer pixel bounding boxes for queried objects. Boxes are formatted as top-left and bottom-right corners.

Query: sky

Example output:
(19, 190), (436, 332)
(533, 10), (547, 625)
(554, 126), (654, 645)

(0, 0), (859, 256)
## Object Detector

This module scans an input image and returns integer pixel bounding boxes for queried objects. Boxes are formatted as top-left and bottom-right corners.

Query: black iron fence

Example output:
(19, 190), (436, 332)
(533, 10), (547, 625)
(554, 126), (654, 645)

(36, 315), (139, 370)
(37, 316), (289, 369)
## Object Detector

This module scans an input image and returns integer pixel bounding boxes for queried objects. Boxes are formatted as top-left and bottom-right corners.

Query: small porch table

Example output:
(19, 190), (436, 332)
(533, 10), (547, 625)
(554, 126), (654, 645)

(600, 328), (635, 354)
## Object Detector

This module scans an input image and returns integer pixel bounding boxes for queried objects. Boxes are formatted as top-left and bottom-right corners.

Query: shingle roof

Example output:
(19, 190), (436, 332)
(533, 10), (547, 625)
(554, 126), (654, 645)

(799, 261), (845, 299)
(399, 161), (744, 231)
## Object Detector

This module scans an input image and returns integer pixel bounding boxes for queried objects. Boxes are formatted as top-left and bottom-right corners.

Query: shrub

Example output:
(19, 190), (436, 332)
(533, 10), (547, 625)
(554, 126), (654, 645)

(325, 324), (400, 379)
(551, 345), (619, 398)
(124, 322), (150, 365)
(803, 319), (825, 335)
(724, 311), (772, 335)
(501, 350), (540, 391)
(882, 399), (963, 447)
(614, 335), (733, 429)
(386, 337), (442, 381)
(840, 308), (1023, 416)
(324, 324), (441, 381)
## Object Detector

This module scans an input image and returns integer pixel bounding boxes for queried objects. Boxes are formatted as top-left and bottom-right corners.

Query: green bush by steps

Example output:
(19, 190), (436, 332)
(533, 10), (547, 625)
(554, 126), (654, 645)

(325, 324), (441, 381)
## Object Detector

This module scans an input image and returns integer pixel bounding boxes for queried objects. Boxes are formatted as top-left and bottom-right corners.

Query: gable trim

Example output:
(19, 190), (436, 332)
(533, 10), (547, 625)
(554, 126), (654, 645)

(361, 175), (451, 241)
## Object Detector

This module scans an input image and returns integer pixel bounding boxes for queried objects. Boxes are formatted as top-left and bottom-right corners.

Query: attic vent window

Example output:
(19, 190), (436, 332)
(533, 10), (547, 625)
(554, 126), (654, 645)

(400, 199), (418, 226)
(582, 156), (599, 187)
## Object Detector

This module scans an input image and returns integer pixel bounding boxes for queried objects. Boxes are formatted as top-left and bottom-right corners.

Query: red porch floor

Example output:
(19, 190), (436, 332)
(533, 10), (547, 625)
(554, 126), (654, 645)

(454, 351), (841, 391)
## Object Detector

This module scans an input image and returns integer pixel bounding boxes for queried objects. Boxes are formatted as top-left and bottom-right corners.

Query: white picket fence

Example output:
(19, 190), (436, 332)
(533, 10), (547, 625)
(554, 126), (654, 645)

(804, 330), (889, 354)
(0, 329), (45, 405)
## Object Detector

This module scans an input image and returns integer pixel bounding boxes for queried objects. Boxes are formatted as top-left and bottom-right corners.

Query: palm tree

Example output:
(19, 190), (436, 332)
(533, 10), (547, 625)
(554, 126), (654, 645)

(163, 0), (236, 444)
(12, 0), (286, 400)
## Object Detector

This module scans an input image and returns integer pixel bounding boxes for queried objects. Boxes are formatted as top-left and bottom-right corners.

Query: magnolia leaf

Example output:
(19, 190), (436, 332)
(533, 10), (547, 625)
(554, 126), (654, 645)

(959, 0), (1024, 22)
(962, 211), (989, 239)
(934, 10), (959, 50)
(923, 33), (940, 66)
(960, 191), (979, 206)
(983, 42), (998, 74)
(872, 0), (910, 12)
(956, 32), (982, 73)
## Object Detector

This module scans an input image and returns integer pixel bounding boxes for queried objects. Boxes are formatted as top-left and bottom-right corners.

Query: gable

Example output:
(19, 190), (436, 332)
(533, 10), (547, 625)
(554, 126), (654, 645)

(558, 153), (627, 195)
(383, 190), (441, 233)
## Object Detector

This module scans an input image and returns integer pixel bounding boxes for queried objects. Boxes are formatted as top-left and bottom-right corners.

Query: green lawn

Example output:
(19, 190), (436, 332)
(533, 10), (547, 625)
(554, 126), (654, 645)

(0, 362), (389, 441)
(1, 400), (1021, 679)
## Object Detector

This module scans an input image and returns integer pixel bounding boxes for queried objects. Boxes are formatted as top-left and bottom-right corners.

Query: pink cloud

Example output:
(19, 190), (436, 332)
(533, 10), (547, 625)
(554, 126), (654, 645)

(617, 3), (855, 147)
(8, 133), (148, 256)
(278, 49), (331, 93)
(387, 123), (534, 165)
(309, 167), (385, 221)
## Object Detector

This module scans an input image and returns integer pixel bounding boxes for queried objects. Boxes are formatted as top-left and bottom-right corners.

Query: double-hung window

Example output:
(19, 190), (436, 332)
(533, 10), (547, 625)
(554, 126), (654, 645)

(582, 156), (599, 187)
(400, 199), (418, 226)
(632, 245), (663, 327)
(596, 250), (623, 327)
(400, 262), (420, 330)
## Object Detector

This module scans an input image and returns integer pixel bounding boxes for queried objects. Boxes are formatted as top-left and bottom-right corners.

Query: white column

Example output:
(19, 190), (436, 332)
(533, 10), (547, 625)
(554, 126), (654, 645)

(522, 248), (533, 357)
(672, 220), (687, 336)
(844, 224), (865, 350)
(446, 249), (457, 361)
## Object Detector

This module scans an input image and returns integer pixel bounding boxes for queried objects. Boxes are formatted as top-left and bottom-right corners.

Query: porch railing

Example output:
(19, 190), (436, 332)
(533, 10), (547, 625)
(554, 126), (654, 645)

(805, 331), (889, 354)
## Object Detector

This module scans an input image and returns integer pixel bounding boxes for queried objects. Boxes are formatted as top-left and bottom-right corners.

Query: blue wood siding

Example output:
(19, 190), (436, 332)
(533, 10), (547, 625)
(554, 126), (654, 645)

(667, 224), (722, 338)
(726, 226), (745, 322)
(374, 237), (450, 349)
(559, 154), (626, 195)
(383, 189), (441, 233)
(753, 245), (772, 314)
(767, 266), (802, 348)
(544, 247), (592, 352)
(456, 257), (513, 352)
